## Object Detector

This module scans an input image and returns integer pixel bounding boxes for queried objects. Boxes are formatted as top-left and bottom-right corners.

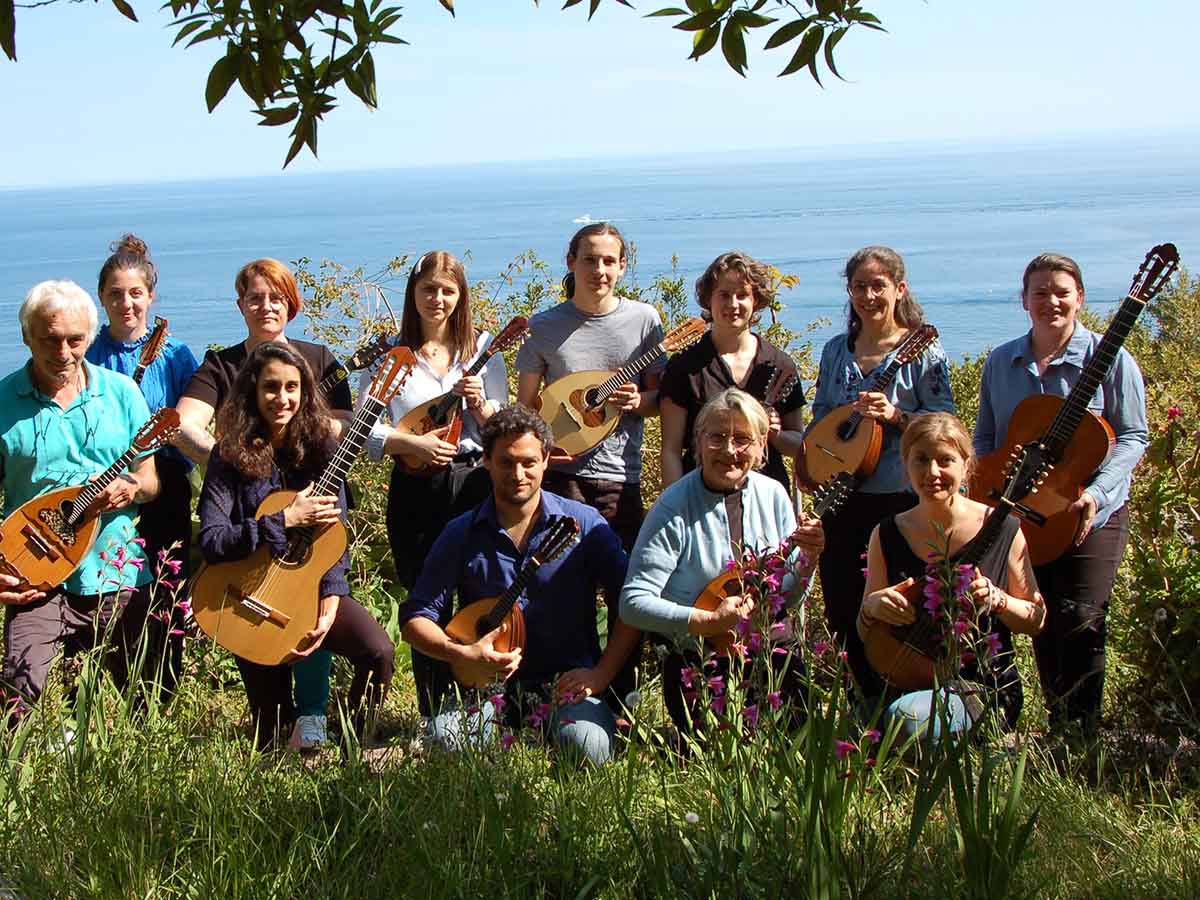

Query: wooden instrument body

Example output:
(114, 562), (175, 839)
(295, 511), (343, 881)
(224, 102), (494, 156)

(190, 490), (348, 666)
(444, 597), (527, 688)
(0, 484), (101, 594)
(392, 392), (465, 474)
(691, 571), (744, 656)
(801, 405), (884, 487)
(535, 370), (622, 458)
(972, 394), (1115, 565)
(862, 579), (953, 691)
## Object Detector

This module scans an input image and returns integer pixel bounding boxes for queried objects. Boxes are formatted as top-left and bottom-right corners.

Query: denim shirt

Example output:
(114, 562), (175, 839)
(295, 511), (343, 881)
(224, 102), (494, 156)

(399, 491), (629, 685)
(973, 325), (1148, 530)
(808, 332), (956, 494)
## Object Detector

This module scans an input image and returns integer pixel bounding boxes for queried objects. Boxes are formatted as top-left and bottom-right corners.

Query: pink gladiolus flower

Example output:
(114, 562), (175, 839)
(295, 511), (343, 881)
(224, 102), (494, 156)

(466, 704), (480, 716)
(125, 556), (145, 572)
(711, 695), (727, 716)
(1168, 405), (1182, 421)
(766, 691), (783, 711)
(176, 599), (191, 616)
(500, 733), (516, 750)
(835, 739), (857, 760)
(813, 641), (829, 656)
(723, 559), (739, 572)
(735, 617), (752, 638)
(953, 619), (970, 637)
(680, 667), (698, 689)
(985, 631), (1003, 659)
(131, 537), (146, 548)
(488, 694), (507, 714)
(742, 704), (759, 728)
(769, 622), (787, 638)
(707, 675), (725, 695)
(961, 650), (976, 665)
(163, 558), (183, 575)
(747, 632), (763, 654)
(864, 728), (881, 745)
(169, 628), (184, 636)
(729, 642), (748, 662)
(99, 551), (109, 562)
(769, 593), (786, 616)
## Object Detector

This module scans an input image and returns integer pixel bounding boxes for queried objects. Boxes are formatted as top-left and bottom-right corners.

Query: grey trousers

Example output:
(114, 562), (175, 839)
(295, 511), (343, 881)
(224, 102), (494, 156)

(1, 586), (139, 708)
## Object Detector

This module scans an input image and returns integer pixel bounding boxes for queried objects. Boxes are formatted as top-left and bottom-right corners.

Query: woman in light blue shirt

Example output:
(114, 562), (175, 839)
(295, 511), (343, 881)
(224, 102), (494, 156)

(804, 246), (956, 699)
(974, 253), (1147, 732)
(621, 388), (824, 737)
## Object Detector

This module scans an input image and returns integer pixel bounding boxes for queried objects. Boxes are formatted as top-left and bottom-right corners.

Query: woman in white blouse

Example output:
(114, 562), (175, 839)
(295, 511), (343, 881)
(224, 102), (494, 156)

(363, 250), (508, 718)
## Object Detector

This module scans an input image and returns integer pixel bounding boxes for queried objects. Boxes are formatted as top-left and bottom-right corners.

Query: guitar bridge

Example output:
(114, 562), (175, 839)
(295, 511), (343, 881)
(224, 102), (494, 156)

(229, 588), (292, 627)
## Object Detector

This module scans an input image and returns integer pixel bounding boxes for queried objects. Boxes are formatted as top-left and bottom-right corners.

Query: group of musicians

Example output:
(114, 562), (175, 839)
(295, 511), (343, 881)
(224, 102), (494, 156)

(0, 225), (1148, 760)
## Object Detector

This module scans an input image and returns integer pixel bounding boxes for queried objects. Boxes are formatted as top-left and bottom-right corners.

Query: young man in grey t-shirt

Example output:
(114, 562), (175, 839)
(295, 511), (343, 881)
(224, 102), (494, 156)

(515, 225), (664, 551)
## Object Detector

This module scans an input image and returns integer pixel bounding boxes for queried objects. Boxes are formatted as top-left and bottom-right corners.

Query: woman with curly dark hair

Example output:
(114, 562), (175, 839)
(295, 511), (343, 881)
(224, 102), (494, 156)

(197, 342), (394, 751)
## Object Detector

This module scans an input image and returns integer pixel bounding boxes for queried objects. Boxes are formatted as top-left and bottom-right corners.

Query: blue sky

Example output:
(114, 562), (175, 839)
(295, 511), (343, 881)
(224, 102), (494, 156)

(1, 1), (1197, 188)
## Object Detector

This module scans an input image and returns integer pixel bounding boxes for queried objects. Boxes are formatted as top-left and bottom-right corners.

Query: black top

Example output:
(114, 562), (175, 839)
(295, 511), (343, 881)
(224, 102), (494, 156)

(181, 338), (353, 415)
(659, 332), (805, 491)
(878, 513), (1023, 729)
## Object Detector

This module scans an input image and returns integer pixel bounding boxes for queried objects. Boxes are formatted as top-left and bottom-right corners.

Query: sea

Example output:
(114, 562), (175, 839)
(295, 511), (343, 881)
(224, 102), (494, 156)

(2, 134), (1198, 378)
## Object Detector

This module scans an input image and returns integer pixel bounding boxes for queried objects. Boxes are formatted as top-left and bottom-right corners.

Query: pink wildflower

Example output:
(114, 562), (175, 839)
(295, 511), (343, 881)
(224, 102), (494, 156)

(766, 691), (783, 711)
(488, 693), (507, 714)
(162, 558), (183, 575)
(1168, 405), (1182, 421)
(985, 631), (1003, 659)
(813, 640), (829, 656)
(711, 695), (727, 716)
(723, 558), (739, 572)
(746, 632), (763, 654)
(735, 617), (752, 638)
(500, 733), (516, 750)
(176, 599), (191, 616)
(863, 728), (881, 745)
(835, 739), (857, 760)
(742, 704), (759, 729)
(131, 537), (146, 548)
(679, 666), (698, 689)
(707, 675), (725, 695)
(769, 593), (787, 616)
(729, 642), (748, 662)
(125, 556), (145, 572)
(953, 619), (970, 637)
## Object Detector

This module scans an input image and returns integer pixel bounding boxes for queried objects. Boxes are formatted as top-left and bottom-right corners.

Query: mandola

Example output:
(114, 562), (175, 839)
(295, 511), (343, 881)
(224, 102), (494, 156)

(392, 316), (531, 474)
(800, 324), (939, 489)
(319, 331), (402, 398)
(190, 347), (416, 665)
(693, 472), (852, 655)
(443, 515), (579, 688)
(0, 408), (180, 596)
(132, 316), (169, 387)
(535, 317), (707, 459)
(971, 243), (1179, 565)
(864, 446), (1049, 691)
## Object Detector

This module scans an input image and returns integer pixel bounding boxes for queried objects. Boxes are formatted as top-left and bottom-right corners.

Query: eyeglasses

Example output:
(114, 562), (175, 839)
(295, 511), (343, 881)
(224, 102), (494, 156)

(702, 431), (756, 452)
(242, 292), (287, 310)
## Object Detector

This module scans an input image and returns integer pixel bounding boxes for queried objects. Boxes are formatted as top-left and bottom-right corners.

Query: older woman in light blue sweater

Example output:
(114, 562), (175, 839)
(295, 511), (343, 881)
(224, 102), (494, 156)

(621, 388), (823, 735)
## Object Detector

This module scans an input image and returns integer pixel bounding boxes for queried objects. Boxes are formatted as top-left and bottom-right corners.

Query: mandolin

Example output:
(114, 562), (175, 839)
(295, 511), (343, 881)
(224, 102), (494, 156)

(971, 243), (1178, 565)
(443, 515), (579, 688)
(693, 472), (853, 655)
(392, 316), (531, 474)
(132, 316), (169, 387)
(535, 317), (707, 459)
(318, 331), (402, 397)
(865, 446), (1049, 691)
(190, 347), (416, 665)
(800, 324), (940, 488)
(0, 408), (181, 596)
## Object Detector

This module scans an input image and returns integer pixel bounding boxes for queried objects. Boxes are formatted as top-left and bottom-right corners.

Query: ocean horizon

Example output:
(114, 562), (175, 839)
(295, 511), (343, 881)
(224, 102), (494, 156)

(2, 133), (1197, 380)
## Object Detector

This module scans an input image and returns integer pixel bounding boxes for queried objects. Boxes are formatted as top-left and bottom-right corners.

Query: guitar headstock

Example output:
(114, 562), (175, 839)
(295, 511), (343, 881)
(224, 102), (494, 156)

(132, 408), (181, 453)
(997, 442), (1052, 508)
(366, 347), (417, 405)
(490, 316), (531, 355)
(894, 324), (939, 365)
(138, 317), (169, 368)
(532, 516), (580, 567)
(344, 331), (401, 372)
(662, 317), (708, 354)
(811, 472), (853, 518)
(1129, 243), (1180, 304)
(764, 367), (799, 409)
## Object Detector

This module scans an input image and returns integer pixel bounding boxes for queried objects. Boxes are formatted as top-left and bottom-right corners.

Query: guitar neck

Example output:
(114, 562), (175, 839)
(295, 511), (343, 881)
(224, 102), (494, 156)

(319, 363), (351, 397)
(593, 344), (664, 404)
(311, 395), (389, 498)
(131, 364), (148, 386)
(67, 446), (139, 525)
(1041, 294), (1145, 457)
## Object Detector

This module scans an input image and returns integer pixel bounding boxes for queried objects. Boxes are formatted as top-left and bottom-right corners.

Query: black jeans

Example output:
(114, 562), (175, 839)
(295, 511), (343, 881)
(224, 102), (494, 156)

(1033, 504), (1130, 730)
(235, 596), (394, 750)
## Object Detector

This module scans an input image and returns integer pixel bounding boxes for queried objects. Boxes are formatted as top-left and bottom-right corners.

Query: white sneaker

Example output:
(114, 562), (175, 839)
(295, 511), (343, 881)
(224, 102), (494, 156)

(292, 715), (327, 751)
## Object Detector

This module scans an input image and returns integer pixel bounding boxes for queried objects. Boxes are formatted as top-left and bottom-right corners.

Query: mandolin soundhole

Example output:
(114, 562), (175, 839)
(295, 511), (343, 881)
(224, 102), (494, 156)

(583, 388), (602, 409)
(836, 418), (859, 442)
(38, 505), (76, 546)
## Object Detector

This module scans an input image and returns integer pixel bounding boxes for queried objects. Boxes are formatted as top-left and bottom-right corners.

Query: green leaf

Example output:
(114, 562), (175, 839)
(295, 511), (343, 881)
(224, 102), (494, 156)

(822, 25), (846, 80)
(763, 15), (810, 49)
(684, 0), (708, 11)
(111, 0), (138, 23)
(356, 51), (377, 107)
(284, 120), (310, 167)
(730, 10), (774, 29)
(778, 24), (822, 77)
(689, 22), (718, 59)
(256, 104), (300, 126)
(171, 19), (207, 47)
(645, 7), (688, 17)
(205, 49), (241, 112)
(720, 21), (746, 76)
(674, 9), (722, 31)
(1, 0), (18, 61)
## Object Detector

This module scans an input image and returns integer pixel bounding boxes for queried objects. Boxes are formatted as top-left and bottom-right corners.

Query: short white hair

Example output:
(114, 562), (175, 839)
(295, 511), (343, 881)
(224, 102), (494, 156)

(19, 280), (99, 345)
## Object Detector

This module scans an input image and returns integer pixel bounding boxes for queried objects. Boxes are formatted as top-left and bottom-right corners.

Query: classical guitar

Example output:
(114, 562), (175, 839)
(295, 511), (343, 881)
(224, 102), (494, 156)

(392, 316), (531, 474)
(318, 331), (401, 397)
(693, 471), (853, 655)
(190, 347), (416, 665)
(0, 408), (181, 596)
(535, 317), (707, 459)
(443, 515), (579, 688)
(800, 324), (939, 488)
(971, 243), (1179, 565)
(865, 447), (1049, 691)
(131, 316), (169, 387)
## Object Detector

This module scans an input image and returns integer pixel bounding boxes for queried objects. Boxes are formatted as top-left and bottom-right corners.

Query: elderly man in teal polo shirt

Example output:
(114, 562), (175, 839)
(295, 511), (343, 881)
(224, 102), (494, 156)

(0, 280), (160, 714)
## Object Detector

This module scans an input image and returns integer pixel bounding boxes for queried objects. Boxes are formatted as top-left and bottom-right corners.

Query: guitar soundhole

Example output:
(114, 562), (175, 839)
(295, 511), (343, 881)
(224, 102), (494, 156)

(282, 539), (313, 567)
(836, 418), (859, 442)
(583, 388), (602, 410)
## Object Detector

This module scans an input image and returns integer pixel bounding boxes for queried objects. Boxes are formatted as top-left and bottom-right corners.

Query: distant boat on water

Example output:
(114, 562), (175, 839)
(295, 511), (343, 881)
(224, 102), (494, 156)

(572, 214), (595, 224)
